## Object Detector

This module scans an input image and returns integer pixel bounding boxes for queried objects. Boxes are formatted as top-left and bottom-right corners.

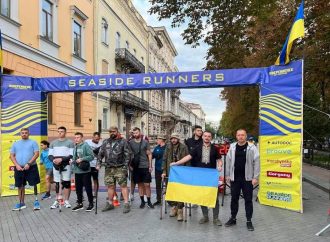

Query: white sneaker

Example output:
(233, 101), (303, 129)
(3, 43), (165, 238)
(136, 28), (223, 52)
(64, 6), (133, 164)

(50, 201), (59, 209)
(64, 200), (71, 208)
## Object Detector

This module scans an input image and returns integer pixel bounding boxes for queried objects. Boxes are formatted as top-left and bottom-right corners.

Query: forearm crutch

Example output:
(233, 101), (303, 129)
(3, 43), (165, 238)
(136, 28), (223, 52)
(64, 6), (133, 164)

(95, 178), (99, 215)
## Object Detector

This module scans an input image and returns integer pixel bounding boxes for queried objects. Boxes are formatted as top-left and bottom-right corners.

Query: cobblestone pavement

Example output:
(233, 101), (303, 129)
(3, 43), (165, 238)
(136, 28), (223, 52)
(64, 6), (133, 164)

(0, 170), (329, 242)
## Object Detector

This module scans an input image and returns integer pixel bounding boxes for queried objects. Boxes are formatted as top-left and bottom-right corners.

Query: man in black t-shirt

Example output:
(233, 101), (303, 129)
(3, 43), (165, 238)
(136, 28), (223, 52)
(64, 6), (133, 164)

(224, 129), (260, 231)
(171, 131), (223, 226)
(184, 125), (203, 167)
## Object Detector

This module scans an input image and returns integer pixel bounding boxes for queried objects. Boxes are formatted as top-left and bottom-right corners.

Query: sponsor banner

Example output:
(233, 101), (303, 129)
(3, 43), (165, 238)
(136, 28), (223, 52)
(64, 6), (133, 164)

(258, 59), (303, 212)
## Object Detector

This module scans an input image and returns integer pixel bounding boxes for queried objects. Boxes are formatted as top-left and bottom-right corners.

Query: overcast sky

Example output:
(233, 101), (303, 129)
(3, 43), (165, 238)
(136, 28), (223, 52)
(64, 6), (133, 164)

(133, 0), (226, 123)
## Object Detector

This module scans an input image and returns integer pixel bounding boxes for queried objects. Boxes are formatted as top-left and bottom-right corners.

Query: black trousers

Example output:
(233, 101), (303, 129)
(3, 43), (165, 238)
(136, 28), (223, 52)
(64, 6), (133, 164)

(75, 172), (93, 205)
(230, 180), (253, 220)
(155, 170), (162, 202)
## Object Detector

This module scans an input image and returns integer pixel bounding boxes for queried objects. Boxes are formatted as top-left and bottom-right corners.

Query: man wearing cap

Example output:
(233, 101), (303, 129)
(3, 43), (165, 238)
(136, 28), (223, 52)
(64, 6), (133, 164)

(152, 135), (167, 206)
(162, 133), (189, 222)
(96, 126), (131, 213)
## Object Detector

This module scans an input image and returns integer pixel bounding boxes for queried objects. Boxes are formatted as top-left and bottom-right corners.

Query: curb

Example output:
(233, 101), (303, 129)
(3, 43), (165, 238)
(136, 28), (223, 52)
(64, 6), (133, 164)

(302, 176), (330, 194)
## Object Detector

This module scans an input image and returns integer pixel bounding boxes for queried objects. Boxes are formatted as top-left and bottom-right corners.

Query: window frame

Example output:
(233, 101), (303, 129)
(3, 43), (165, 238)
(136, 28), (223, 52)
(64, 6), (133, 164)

(0, 0), (10, 18)
(74, 92), (82, 126)
(73, 20), (82, 57)
(101, 18), (108, 45)
(41, 0), (53, 41)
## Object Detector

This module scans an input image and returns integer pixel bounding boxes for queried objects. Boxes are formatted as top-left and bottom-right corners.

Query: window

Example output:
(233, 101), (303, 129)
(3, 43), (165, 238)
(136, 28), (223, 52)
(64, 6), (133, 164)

(115, 32), (120, 49)
(47, 93), (53, 124)
(0, 0), (10, 17)
(125, 41), (129, 49)
(73, 21), (82, 57)
(74, 92), (82, 125)
(102, 108), (108, 130)
(101, 18), (108, 44)
(41, 0), (53, 40)
(133, 49), (136, 56)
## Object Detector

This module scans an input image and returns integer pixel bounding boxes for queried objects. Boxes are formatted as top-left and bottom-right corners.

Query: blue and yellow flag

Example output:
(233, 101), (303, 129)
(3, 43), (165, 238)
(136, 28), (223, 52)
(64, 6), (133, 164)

(275, 1), (304, 65)
(165, 166), (219, 208)
(0, 29), (3, 74)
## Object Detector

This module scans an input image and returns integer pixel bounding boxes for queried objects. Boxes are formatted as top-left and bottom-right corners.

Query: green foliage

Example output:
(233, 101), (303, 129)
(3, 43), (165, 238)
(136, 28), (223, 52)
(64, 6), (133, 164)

(150, 0), (330, 139)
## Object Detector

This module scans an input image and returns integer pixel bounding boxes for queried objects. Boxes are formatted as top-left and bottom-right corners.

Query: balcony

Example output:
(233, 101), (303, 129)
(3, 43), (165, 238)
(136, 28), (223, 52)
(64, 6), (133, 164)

(162, 111), (180, 122)
(110, 91), (149, 112)
(115, 48), (145, 73)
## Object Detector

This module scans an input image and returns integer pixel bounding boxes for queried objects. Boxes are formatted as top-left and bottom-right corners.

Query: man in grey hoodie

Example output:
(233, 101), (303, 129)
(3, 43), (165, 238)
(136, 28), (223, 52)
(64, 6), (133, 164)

(225, 129), (260, 231)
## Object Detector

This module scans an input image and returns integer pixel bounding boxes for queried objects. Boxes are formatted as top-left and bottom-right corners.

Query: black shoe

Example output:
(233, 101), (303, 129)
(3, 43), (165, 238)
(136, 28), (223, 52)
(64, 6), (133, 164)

(72, 203), (84, 212)
(153, 201), (161, 206)
(225, 217), (237, 227)
(247, 221), (254, 231)
(147, 202), (154, 209)
(140, 202), (146, 209)
(85, 204), (94, 212)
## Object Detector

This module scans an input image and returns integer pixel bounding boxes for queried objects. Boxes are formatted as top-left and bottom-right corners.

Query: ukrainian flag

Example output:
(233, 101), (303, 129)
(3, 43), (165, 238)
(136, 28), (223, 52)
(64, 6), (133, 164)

(275, 1), (304, 65)
(165, 166), (219, 208)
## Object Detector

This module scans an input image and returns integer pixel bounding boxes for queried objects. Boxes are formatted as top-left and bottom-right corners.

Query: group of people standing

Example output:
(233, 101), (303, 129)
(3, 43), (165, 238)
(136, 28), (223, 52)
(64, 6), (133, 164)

(10, 125), (259, 231)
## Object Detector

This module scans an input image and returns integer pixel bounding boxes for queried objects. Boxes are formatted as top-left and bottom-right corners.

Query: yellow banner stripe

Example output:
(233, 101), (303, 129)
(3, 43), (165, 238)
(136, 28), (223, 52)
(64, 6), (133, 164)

(260, 110), (301, 130)
(260, 97), (301, 111)
(2, 103), (47, 115)
(260, 103), (301, 117)
(165, 182), (218, 208)
(2, 100), (47, 111)
(2, 113), (48, 130)
(261, 94), (301, 106)
(2, 109), (47, 122)
(3, 118), (48, 136)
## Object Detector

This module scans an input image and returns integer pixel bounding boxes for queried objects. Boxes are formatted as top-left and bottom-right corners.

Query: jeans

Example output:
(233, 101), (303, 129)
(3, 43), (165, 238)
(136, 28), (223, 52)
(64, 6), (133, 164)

(75, 172), (93, 205)
(230, 180), (253, 220)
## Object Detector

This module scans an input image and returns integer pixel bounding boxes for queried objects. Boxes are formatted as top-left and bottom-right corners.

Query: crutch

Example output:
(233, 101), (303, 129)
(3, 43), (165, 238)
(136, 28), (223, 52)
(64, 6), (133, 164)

(95, 178), (99, 215)
(160, 177), (167, 220)
(184, 203), (188, 222)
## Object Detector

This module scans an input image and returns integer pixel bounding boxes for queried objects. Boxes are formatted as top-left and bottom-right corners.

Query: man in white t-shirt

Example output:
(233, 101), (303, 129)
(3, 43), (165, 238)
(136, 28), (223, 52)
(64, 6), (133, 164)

(85, 132), (102, 196)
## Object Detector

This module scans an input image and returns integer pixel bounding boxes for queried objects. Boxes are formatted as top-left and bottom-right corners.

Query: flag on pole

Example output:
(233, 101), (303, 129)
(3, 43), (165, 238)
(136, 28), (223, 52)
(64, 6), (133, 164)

(275, 1), (304, 65)
(165, 166), (218, 208)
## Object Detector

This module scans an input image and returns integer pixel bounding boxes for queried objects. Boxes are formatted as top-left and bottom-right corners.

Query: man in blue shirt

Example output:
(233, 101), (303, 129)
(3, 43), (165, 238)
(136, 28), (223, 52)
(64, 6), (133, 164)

(152, 135), (166, 206)
(10, 128), (40, 211)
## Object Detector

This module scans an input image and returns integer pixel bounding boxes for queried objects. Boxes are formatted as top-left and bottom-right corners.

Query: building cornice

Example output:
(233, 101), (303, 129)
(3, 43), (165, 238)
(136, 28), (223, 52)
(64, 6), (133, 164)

(2, 33), (90, 76)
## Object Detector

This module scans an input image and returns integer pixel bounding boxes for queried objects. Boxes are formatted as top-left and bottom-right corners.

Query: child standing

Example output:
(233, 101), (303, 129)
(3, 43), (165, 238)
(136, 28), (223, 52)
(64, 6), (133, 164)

(40, 140), (53, 200)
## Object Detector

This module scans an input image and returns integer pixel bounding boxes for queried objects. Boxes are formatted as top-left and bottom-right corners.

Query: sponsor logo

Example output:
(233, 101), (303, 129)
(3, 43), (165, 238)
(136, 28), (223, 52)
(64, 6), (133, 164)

(267, 140), (292, 145)
(269, 68), (294, 76)
(265, 181), (293, 189)
(267, 159), (292, 167)
(266, 191), (292, 202)
(266, 149), (292, 155)
(267, 171), (292, 179)
(9, 166), (15, 171)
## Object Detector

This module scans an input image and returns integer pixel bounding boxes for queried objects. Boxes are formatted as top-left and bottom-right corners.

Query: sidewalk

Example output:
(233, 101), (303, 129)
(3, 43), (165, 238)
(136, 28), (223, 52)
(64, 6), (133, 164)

(303, 162), (330, 193)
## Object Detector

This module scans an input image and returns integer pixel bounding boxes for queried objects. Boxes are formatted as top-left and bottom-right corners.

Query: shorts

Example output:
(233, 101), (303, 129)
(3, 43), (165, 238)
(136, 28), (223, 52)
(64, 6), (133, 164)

(104, 166), (128, 186)
(53, 165), (71, 182)
(90, 167), (99, 180)
(14, 165), (40, 187)
(133, 168), (152, 184)
(46, 168), (53, 177)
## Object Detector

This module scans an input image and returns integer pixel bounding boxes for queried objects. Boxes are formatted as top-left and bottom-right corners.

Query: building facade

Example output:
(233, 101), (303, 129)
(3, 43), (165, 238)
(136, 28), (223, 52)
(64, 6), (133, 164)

(94, 0), (149, 138)
(0, 0), (95, 139)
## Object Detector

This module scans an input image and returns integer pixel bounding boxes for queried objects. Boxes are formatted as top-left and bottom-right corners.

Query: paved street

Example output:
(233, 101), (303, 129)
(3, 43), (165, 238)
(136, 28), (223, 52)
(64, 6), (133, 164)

(0, 169), (329, 242)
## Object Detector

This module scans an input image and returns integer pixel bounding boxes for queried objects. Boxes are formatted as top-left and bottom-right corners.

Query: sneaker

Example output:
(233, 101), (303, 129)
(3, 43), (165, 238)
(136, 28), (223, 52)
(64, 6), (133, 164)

(72, 203), (84, 212)
(153, 201), (161, 206)
(64, 200), (71, 208)
(33, 200), (41, 210)
(225, 217), (237, 227)
(199, 217), (209, 224)
(41, 193), (51, 200)
(102, 203), (114, 212)
(140, 201), (146, 209)
(147, 202), (154, 209)
(50, 201), (59, 209)
(12, 203), (26, 211)
(85, 204), (94, 212)
(123, 203), (131, 214)
(213, 218), (222, 226)
(247, 221), (254, 231)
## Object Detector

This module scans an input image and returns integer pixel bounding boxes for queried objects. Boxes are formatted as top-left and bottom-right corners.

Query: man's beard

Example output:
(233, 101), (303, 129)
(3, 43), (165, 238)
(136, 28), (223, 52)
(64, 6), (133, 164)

(110, 134), (116, 139)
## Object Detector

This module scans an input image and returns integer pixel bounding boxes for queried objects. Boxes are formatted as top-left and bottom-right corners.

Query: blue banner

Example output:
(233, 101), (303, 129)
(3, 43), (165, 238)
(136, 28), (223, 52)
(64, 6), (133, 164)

(33, 68), (266, 92)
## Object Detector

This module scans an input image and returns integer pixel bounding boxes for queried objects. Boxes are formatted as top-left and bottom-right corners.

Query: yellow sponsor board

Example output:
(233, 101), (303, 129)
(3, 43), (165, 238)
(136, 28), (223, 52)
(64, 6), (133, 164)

(258, 133), (302, 212)
(1, 135), (47, 196)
